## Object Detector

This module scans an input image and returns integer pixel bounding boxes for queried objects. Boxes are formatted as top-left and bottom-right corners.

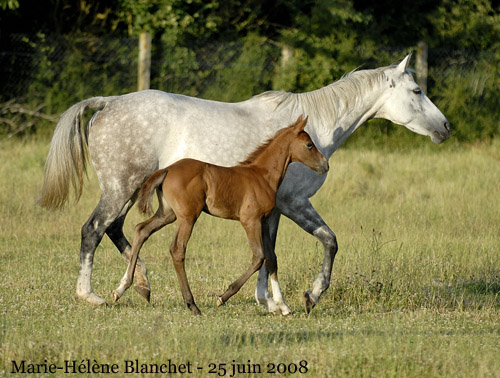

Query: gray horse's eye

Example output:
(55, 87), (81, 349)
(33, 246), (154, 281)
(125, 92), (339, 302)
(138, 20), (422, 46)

(413, 88), (422, 95)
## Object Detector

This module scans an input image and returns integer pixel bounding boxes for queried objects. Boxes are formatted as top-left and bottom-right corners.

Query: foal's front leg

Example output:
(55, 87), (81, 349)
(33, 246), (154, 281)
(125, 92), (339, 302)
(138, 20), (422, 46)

(170, 217), (201, 315)
(217, 219), (265, 307)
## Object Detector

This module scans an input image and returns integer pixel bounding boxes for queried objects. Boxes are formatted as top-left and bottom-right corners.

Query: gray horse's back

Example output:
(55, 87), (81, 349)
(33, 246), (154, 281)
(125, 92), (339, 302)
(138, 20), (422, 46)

(90, 89), (282, 174)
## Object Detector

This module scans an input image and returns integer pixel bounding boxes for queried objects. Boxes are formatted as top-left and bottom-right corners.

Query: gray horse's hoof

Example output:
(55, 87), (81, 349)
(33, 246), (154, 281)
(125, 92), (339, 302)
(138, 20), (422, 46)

(303, 291), (317, 314)
(78, 292), (107, 306)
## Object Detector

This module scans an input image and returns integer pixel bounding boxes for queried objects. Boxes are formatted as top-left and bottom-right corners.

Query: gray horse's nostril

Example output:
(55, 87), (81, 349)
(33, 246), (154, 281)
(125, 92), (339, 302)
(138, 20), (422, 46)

(444, 121), (451, 132)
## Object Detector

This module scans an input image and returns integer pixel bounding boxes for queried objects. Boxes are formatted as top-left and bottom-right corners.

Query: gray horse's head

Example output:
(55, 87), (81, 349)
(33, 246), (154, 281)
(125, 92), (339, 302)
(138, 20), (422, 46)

(376, 54), (451, 144)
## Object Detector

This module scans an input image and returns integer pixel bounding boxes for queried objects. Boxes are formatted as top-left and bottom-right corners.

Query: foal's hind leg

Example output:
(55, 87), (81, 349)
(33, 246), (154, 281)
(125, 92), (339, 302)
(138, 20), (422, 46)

(106, 210), (151, 302)
(217, 219), (265, 307)
(113, 199), (176, 302)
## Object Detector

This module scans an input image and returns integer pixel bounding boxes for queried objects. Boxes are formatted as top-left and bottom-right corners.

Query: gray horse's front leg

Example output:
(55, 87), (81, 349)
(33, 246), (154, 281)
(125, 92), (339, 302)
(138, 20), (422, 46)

(278, 197), (338, 314)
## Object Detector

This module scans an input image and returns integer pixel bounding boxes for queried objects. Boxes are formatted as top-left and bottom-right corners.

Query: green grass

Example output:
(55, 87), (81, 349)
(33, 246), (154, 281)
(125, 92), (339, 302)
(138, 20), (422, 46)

(1, 137), (499, 377)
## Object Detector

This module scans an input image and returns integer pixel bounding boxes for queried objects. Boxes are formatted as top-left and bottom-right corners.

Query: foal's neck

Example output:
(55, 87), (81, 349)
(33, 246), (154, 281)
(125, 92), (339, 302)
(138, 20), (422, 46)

(247, 137), (292, 192)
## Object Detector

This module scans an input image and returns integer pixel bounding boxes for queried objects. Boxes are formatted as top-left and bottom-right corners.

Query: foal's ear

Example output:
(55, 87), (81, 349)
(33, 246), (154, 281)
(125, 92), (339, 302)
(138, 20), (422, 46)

(294, 115), (308, 133)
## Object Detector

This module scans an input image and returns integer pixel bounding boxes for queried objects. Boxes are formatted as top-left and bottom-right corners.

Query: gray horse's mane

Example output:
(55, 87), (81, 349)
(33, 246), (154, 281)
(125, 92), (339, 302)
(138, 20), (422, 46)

(254, 66), (392, 126)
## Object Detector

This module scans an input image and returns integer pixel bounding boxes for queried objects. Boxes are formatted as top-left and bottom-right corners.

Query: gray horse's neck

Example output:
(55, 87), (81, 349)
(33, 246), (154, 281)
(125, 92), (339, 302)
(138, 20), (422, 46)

(258, 68), (388, 158)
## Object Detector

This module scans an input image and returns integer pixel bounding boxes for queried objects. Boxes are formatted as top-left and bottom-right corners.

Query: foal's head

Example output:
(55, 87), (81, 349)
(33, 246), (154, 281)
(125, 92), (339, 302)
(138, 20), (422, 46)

(288, 115), (329, 175)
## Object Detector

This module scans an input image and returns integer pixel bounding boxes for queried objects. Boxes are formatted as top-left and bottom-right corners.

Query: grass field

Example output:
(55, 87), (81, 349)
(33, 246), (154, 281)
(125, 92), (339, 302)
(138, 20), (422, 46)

(1, 137), (499, 377)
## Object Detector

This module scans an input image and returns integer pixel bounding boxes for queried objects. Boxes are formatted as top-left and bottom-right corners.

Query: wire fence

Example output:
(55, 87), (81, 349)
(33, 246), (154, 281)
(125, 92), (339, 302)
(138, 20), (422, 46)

(1, 33), (498, 139)
(0, 33), (138, 101)
(1, 33), (489, 101)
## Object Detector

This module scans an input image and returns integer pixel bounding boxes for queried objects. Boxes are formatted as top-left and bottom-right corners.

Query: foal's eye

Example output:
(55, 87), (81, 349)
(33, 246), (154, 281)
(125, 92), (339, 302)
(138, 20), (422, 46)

(413, 88), (422, 95)
(306, 142), (314, 150)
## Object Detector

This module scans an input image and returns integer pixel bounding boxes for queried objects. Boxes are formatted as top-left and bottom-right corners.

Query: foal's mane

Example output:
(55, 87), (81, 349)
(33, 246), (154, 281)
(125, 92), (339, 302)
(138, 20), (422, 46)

(239, 126), (292, 166)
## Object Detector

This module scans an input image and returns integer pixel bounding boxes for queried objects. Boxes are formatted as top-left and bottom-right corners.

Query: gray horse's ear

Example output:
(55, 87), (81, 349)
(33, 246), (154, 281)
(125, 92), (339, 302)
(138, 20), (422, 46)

(396, 54), (412, 74)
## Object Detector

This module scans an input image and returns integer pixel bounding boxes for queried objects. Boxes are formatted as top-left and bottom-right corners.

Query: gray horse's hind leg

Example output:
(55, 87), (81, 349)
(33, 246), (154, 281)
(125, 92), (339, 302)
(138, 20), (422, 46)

(76, 199), (111, 305)
(278, 197), (338, 314)
(255, 212), (278, 312)
(105, 208), (151, 302)
(255, 209), (292, 315)
(76, 196), (145, 305)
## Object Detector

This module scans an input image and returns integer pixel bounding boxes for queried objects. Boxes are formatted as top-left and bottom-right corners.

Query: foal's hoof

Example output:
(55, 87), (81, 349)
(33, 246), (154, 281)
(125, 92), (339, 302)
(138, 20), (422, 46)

(216, 296), (225, 307)
(134, 285), (151, 303)
(190, 306), (202, 316)
(303, 291), (317, 314)
(112, 291), (121, 304)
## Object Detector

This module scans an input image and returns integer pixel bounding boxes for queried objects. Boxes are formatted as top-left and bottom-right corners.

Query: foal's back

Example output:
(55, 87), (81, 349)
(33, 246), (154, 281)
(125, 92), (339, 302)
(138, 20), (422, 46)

(160, 158), (275, 221)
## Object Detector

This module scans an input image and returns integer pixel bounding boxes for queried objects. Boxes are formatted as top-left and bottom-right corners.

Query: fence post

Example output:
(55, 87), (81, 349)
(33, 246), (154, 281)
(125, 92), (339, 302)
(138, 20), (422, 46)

(138, 32), (152, 91)
(281, 45), (293, 68)
(416, 41), (428, 93)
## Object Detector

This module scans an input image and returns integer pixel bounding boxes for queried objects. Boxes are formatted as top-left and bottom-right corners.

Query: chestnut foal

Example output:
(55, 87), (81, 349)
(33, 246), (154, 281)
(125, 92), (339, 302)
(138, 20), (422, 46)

(112, 115), (328, 315)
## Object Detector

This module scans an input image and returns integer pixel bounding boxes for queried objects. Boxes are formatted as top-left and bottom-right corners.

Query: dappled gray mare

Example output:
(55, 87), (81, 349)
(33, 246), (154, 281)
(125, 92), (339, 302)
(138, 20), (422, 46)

(40, 54), (450, 314)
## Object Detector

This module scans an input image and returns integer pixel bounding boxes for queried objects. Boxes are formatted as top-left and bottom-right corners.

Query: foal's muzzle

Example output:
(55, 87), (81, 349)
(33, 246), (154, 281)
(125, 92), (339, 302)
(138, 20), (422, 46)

(317, 159), (329, 175)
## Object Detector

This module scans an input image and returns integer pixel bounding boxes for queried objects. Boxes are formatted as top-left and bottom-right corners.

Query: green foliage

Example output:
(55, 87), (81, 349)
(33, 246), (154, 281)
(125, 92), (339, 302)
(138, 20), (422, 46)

(151, 45), (203, 97)
(116, 0), (261, 45)
(0, 0), (19, 10)
(274, 0), (374, 92)
(150, 33), (276, 101)
(202, 34), (275, 101)
(429, 0), (500, 49)
(1, 0), (500, 144)
(420, 0), (500, 143)
(14, 33), (137, 115)
(430, 55), (500, 141)
(117, 0), (219, 40)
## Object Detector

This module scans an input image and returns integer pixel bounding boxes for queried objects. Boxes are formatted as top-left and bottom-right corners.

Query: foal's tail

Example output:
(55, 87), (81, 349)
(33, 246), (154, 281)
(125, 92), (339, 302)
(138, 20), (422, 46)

(137, 168), (169, 215)
(39, 97), (112, 210)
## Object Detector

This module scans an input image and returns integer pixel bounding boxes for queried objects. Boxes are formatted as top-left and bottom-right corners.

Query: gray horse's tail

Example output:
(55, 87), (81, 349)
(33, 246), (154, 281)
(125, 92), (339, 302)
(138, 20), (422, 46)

(137, 168), (168, 215)
(39, 97), (111, 210)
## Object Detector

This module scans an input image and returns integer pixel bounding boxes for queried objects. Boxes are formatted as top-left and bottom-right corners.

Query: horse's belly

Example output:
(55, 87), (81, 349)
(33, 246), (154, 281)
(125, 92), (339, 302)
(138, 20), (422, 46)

(203, 202), (239, 221)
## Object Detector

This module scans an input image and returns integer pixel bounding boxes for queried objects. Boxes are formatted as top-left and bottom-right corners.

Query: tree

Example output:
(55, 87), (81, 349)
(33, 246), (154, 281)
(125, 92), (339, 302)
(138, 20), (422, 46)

(0, 0), (19, 10)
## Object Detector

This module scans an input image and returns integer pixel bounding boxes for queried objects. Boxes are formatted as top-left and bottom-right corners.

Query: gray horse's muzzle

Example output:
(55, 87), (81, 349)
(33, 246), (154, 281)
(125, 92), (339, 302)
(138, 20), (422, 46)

(432, 120), (452, 144)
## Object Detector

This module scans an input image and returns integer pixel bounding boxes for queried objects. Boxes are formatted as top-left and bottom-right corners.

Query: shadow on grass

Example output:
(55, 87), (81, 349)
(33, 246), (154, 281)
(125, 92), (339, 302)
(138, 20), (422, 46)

(429, 276), (500, 310)
(218, 325), (500, 347)
(459, 280), (500, 296)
